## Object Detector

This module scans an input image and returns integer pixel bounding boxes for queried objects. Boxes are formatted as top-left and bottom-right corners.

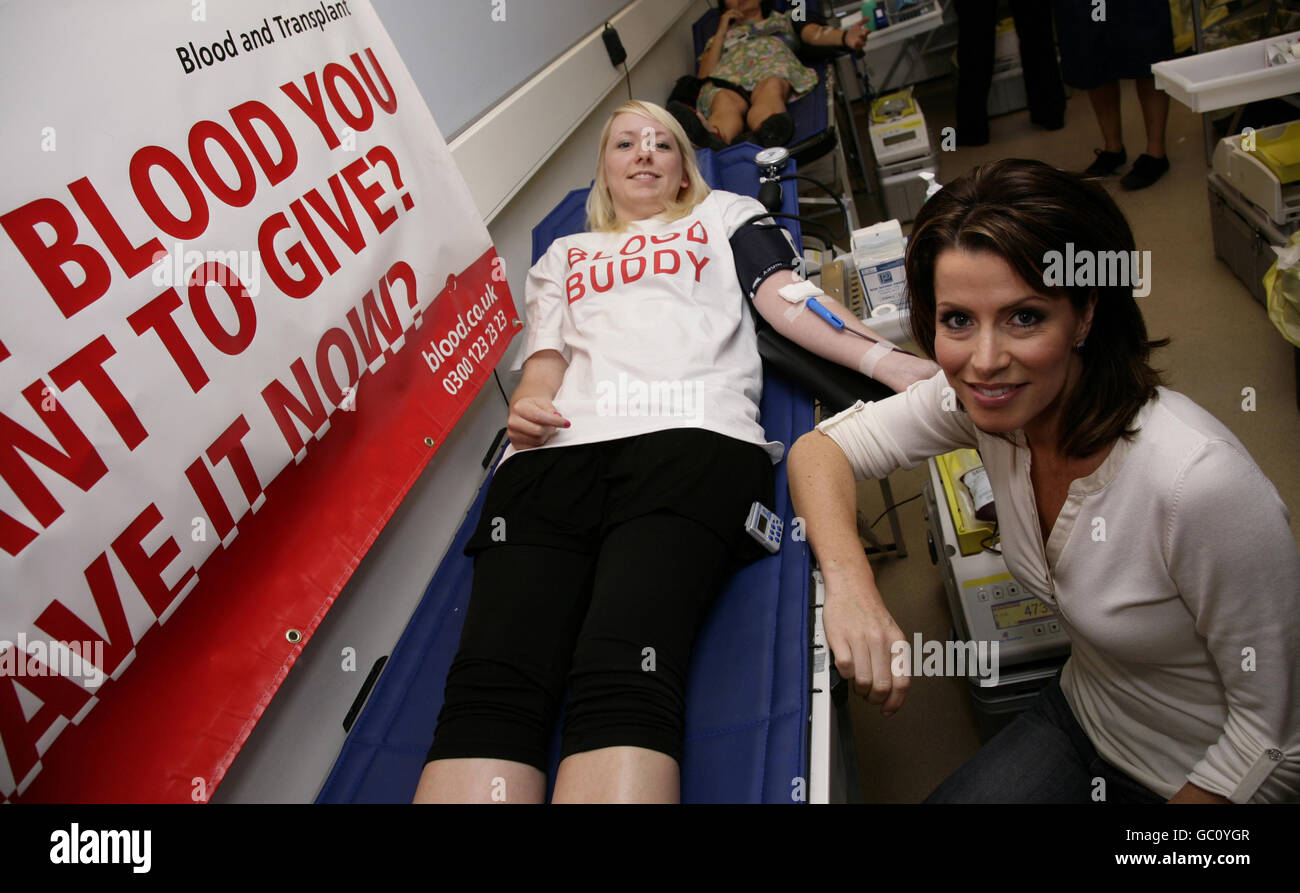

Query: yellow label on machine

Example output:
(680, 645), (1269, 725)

(870, 89), (917, 124)
(935, 450), (997, 557)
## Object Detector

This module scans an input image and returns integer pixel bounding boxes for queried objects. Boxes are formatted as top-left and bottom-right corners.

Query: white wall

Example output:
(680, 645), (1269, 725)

(481, 3), (708, 378)
(372, 0), (634, 139)
(212, 0), (711, 803)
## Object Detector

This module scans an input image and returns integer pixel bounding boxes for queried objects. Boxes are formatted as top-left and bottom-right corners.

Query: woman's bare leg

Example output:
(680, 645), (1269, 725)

(1086, 81), (1123, 153)
(706, 88), (749, 142)
(552, 746), (680, 803)
(747, 76), (791, 130)
(413, 758), (546, 803)
(1133, 76), (1169, 157)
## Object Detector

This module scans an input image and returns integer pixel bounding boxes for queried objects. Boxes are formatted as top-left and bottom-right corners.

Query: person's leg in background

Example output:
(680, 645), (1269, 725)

(704, 86), (751, 144)
(670, 85), (731, 151)
(1051, 0), (1127, 175)
(552, 511), (735, 803)
(1087, 79), (1125, 157)
(1134, 77), (1170, 159)
(954, 0), (997, 146)
(746, 76), (794, 146)
(1118, 77), (1171, 190)
(1009, 0), (1065, 130)
(1117, 0), (1176, 190)
(415, 542), (597, 803)
(1055, 0), (1172, 186)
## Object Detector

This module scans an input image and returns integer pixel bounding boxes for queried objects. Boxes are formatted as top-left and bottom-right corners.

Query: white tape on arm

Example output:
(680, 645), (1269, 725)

(857, 342), (894, 378)
(774, 279), (903, 374)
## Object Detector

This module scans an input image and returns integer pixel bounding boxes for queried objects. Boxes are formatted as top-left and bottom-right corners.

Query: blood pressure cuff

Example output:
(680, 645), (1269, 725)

(731, 221), (801, 301)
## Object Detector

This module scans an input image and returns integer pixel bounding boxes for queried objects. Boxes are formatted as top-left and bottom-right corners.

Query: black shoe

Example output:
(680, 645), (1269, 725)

(754, 112), (795, 147)
(1083, 147), (1127, 176)
(1120, 153), (1170, 190)
(667, 100), (727, 151)
(1031, 113), (1065, 131)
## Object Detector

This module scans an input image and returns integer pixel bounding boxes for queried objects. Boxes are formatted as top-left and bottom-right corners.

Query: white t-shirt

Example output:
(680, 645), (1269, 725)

(503, 189), (784, 466)
(818, 370), (1300, 803)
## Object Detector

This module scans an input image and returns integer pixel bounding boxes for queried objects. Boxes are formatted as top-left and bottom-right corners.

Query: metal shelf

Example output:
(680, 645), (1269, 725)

(859, 2), (945, 52)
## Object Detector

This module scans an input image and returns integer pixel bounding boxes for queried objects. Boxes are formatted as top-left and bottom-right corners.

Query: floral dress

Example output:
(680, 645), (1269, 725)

(697, 12), (819, 120)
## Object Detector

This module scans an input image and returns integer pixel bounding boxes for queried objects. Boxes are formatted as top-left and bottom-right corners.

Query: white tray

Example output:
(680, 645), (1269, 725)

(1210, 121), (1300, 225)
(1153, 30), (1300, 112)
(858, 2), (944, 52)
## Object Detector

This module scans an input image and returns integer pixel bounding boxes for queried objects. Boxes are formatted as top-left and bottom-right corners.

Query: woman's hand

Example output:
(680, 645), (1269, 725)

(507, 396), (569, 449)
(823, 569), (910, 715)
(788, 429), (911, 715)
(844, 24), (867, 51)
(506, 349), (568, 448)
(717, 9), (742, 34)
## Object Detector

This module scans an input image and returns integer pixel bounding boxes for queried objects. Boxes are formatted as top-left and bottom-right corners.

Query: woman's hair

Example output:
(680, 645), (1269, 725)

(714, 0), (776, 14)
(906, 158), (1168, 459)
(586, 100), (712, 233)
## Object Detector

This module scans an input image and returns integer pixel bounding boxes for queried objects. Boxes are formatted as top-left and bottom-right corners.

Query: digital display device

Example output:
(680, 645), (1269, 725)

(744, 502), (782, 554)
(992, 597), (1055, 630)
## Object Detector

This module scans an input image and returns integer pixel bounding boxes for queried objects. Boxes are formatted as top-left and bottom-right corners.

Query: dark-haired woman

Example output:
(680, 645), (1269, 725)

(788, 158), (1300, 803)
(677, 0), (867, 148)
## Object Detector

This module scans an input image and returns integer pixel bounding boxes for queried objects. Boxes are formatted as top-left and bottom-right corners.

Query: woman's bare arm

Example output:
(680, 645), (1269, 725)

(506, 349), (569, 448)
(799, 22), (867, 50)
(752, 268), (938, 392)
(698, 9), (740, 78)
(788, 429), (910, 713)
(1167, 782), (1231, 804)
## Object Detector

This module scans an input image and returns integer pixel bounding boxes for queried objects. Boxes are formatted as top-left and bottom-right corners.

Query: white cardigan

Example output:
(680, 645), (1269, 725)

(818, 370), (1300, 802)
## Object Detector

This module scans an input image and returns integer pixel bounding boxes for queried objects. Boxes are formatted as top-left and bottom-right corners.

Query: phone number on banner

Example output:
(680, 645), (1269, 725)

(421, 291), (508, 396)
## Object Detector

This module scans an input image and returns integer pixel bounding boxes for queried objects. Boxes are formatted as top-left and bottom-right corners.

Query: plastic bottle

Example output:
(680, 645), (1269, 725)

(874, 2), (890, 29)
(918, 170), (942, 203)
(861, 2), (877, 31)
(961, 467), (997, 523)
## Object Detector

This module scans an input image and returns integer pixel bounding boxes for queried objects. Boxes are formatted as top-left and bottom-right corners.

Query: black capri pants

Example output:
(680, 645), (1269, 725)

(425, 427), (775, 771)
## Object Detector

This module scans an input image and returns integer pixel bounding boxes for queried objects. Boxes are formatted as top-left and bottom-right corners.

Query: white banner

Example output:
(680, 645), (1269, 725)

(0, 0), (515, 801)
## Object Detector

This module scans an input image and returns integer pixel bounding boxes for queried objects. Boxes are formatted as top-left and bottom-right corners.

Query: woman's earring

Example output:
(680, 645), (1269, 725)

(1075, 338), (1086, 350)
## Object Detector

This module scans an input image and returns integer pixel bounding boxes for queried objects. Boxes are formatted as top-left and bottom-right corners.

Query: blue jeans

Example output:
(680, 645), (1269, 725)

(925, 671), (1166, 804)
